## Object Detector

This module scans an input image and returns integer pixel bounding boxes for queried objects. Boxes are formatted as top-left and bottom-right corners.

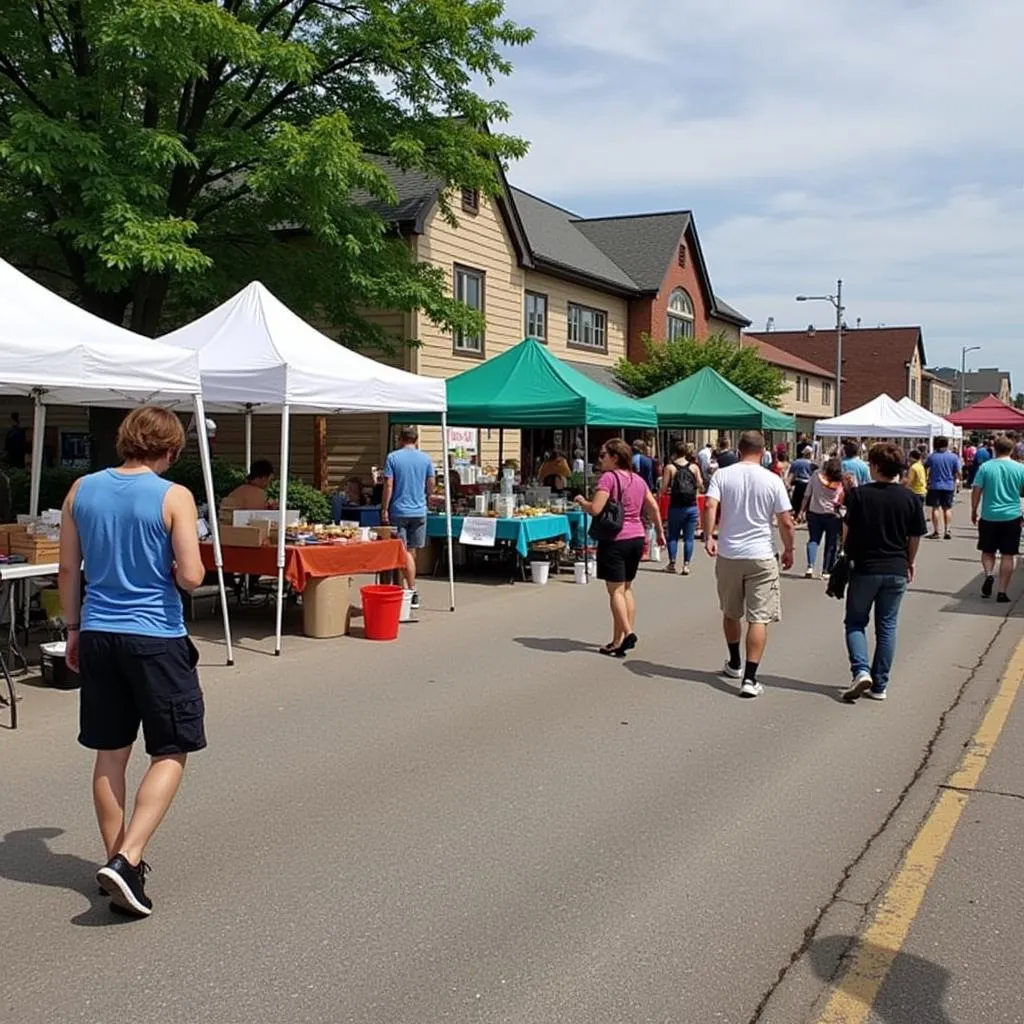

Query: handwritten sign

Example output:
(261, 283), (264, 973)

(446, 427), (478, 453)
(458, 516), (498, 547)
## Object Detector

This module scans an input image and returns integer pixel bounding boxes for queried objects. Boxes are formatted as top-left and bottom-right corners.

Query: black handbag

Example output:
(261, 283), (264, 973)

(826, 553), (851, 599)
(588, 471), (626, 542)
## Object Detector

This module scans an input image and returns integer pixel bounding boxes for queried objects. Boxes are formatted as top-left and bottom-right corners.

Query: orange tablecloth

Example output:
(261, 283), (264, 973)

(201, 540), (406, 593)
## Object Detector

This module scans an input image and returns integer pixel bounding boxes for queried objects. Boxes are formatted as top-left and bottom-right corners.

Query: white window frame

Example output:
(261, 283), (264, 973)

(453, 265), (484, 356)
(524, 291), (548, 342)
(567, 302), (607, 352)
(666, 288), (695, 341)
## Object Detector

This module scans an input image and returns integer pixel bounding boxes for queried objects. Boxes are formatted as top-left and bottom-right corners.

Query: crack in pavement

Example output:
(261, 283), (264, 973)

(940, 783), (1024, 802)
(745, 604), (1019, 1024)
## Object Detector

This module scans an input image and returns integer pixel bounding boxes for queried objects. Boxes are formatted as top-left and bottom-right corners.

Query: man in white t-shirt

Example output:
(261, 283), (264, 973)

(703, 430), (795, 698)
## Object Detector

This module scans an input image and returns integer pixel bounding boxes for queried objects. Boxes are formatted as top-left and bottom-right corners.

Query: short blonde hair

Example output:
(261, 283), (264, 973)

(116, 406), (186, 462)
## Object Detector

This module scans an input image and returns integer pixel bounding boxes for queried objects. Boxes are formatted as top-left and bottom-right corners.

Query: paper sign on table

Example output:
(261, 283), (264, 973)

(458, 516), (498, 547)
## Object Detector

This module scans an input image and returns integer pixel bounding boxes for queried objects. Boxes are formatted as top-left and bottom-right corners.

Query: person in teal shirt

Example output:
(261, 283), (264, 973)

(971, 436), (1024, 602)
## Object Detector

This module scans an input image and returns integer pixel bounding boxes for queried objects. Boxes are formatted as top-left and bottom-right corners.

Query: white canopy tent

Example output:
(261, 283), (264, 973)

(0, 258), (234, 663)
(160, 281), (453, 655)
(813, 393), (939, 439)
(897, 397), (963, 442)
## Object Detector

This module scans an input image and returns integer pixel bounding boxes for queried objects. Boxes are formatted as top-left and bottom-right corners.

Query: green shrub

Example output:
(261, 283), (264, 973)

(6, 467), (89, 516)
(268, 478), (331, 524)
(166, 457), (246, 503)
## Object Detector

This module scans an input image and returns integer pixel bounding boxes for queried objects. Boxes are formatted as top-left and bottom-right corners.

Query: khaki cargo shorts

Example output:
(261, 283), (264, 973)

(715, 556), (782, 624)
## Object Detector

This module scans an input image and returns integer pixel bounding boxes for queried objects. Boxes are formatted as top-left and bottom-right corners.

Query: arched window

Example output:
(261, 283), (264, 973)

(667, 289), (694, 340)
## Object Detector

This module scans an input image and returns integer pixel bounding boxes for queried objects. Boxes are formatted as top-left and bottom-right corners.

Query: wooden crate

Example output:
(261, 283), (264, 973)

(9, 532), (61, 565)
(0, 524), (29, 555)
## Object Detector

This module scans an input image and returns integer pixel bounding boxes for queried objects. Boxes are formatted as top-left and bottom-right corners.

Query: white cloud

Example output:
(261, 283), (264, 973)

(494, 0), (1024, 387)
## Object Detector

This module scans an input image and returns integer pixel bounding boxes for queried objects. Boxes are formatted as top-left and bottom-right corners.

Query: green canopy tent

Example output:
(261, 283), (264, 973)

(392, 338), (657, 581)
(646, 366), (795, 432)
(400, 337), (658, 429)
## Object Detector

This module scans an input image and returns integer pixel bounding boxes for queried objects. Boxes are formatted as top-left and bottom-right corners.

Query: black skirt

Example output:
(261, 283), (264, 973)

(596, 537), (645, 583)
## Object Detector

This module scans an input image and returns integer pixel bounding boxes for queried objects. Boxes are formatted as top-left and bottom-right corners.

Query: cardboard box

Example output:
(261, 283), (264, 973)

(218, 524), (269, 548)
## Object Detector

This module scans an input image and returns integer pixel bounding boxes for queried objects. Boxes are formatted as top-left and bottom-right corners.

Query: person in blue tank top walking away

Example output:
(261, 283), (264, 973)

(59, 406), (207, 918)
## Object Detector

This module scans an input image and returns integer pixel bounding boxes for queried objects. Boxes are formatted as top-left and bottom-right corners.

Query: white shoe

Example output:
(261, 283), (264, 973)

(821, 573), (830, 582)
(842, 671), (873, 703)
(739, 679), (764, 698)
(804, 567), (814, 579)
(722, 661), (743, 679)
(866, 689), (888, 701)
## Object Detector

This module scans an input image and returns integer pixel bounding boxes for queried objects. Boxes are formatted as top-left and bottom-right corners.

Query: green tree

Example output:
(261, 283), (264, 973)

(614, 333), (788, 407)
(0, 0), (532, 348)
(1014, 393), (1024, 409)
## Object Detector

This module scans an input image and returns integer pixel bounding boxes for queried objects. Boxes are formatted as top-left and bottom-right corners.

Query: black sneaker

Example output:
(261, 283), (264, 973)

(997, 592), (1011, 604)
(982, 575), (995, 598)
(97, 855), (152, 917)
(944, 532), (953, 541)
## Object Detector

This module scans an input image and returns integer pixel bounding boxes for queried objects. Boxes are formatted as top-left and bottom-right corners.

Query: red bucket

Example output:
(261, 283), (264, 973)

(360, 585), (404, 641)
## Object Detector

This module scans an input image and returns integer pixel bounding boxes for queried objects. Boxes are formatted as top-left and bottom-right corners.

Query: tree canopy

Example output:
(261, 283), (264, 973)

(614, 333), (788, 408)
(0, 0), (532, 347)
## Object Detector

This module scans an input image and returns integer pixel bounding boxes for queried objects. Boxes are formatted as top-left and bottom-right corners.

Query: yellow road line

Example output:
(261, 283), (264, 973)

(816, 637), (1024, 1024)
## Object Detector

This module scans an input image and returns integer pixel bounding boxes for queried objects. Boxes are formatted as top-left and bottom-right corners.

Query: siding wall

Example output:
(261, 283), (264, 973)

(1, 396), (92, 468)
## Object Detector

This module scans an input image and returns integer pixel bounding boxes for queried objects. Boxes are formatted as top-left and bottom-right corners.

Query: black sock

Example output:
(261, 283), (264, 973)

(745, 661), (760, 682)
(728, 642), (741, 670)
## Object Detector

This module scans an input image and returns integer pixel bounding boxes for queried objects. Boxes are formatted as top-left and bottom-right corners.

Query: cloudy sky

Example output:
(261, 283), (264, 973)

(494, 0), (1024, 392)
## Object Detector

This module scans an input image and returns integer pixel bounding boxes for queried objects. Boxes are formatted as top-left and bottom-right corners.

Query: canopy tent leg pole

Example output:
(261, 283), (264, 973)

(441, 412), (456, 612)
(498, 428), (504, 469)
(274, 404), (291, 656)
(194, 394), (234, 666)
(28, 392), (46, 517)
(244, 404), (253, 469)
(583, 424), (590, 582)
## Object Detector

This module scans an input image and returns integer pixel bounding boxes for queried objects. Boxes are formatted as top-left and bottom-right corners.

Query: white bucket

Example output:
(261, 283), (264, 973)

(649, 543), (663, 563)
(399, 588), (415, 622)
(573, 562), (589, 584)
(587, 559), (598, 578)
(530, 561), (551, 585)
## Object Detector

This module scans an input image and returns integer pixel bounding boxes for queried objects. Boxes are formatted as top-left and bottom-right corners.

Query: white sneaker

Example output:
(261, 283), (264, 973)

(842, 671), (873, 703)
(866, 689), (888, 701)
(804, 567), (814, 579)
(739, 679), (764, 698)
(722, 661), (743, 679)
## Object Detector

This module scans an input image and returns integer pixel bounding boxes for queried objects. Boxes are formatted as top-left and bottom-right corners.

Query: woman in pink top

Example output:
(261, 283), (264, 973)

(576, 438), (666, 657)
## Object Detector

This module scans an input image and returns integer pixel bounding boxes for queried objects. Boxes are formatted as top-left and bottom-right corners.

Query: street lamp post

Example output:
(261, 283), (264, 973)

(796, 279), (844, 416)
(960, 345), (981, 412)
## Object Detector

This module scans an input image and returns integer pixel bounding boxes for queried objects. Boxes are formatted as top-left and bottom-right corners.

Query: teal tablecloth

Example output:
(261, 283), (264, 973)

(427, 514), (571, 558)
(564, 509), (591, 548)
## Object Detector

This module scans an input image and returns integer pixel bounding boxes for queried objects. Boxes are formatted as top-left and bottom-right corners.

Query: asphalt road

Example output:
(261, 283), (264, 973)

(2, 508), (1021, 1024)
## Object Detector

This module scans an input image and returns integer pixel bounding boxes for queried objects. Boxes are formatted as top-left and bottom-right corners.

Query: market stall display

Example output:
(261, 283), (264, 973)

(426, 513), (572, 560)
(161, 281), (451, 654)
(813, 393), (937, 440)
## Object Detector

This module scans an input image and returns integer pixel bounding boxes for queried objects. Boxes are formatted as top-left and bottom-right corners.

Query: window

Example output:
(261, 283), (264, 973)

(822, 381), (832, 407)
(567, 302), (607, 351)
(524, 291), (548, 342)
(453, 265), (484, 355)
(794, 375), (810, 402)
(461, 187), (480, 214)
(666, 288), (694, 341)
(910, 377), (918, 402)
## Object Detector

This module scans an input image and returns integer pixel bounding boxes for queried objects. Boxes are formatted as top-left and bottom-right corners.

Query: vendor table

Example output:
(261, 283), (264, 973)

(200, 540), (406, 594)
(1, 561), (59, 730)
(426, 514), (571, 560)
(564, 509), (592, 549)
(330, 498), (383, 528)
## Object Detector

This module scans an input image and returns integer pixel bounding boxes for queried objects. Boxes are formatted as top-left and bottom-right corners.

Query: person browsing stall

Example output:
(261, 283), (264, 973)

(576, 438), (665, 657)
(58, 406), (207, 918)
(222, 459), (275, 513)
(382, 426), (435, 610)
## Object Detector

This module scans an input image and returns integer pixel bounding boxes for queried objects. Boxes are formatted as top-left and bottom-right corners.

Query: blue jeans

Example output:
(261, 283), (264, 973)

(844, 572), (908, 692)
(806, 512), (842, 574)
(666, 505), (699, 565)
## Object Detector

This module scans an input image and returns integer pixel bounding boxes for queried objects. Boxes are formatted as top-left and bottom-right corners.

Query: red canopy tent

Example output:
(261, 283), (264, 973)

(948, 394), (1024, 431)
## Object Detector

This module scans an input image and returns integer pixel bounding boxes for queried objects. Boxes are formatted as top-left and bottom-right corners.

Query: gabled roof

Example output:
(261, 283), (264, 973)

(711, 295), (752, 327)
(573, 211), (691, 292)
(563, 359), (630, 396)
(354, 159), (440, 230)
(745, 337), (834, 378)
(959, 368), (1012, 394)
(509, 188), (638, 292)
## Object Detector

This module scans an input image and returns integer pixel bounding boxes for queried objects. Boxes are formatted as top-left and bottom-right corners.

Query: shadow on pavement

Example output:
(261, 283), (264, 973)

(810, 934), (953, 1024)
(906, 577), (1023, 618)
(0, 827), (134, 927)
(513, 636), (599, 655)
(623, 660), (842, 700)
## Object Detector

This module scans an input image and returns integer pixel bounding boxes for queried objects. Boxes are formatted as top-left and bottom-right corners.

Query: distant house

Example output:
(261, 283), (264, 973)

(741, 338), (835, 435)
(920, 369), (953, 417)
(929, 366), (1012, 412)
(743, 326), (926, 415)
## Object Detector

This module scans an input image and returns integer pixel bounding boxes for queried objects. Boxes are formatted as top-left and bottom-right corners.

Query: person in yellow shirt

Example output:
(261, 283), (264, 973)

(905, 449), (927, 511)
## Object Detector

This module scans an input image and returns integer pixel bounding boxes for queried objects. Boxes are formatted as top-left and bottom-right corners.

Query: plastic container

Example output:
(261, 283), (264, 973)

(360, 584), (404, 640)
(573, 562), (589, 585)
(399, 588), (415, 622)
(529, 561), (550, 585)
(302, 575), (351, 638)
(40, 641), (80, 690)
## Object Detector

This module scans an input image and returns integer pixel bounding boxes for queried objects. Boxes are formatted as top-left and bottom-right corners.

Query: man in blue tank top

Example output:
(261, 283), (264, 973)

(59, 406), (207, 917)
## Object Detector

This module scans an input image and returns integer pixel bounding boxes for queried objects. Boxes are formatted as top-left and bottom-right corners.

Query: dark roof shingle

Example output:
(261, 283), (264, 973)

(574, 212), (691, 292)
